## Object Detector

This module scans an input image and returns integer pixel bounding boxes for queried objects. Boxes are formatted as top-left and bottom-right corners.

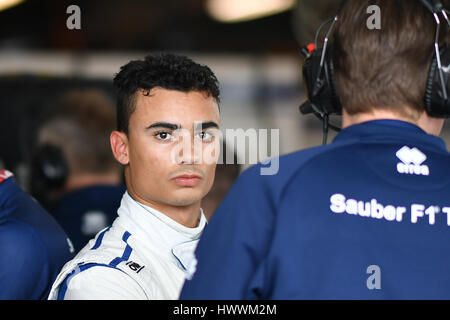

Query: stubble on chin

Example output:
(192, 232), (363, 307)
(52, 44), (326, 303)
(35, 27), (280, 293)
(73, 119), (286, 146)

(164, 194), (203, 207)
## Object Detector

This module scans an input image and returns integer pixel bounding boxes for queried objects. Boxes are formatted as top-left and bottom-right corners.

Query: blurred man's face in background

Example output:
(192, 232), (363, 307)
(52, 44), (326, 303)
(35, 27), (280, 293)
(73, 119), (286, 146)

(113, 87), (220, 212)
(201, 164), (238, 220)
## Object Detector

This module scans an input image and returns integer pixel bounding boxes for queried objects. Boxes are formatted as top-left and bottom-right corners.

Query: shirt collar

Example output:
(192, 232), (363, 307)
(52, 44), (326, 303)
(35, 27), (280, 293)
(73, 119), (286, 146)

(0, 171), (18, 209)
(117, 191), (206, 250)
(333, 120), (448, 152)
(0, 170), (14, 184)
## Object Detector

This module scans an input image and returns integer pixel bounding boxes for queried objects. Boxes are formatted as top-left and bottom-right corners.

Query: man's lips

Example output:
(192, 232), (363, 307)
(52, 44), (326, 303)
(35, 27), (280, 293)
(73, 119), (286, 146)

(172, 174), (202, 187)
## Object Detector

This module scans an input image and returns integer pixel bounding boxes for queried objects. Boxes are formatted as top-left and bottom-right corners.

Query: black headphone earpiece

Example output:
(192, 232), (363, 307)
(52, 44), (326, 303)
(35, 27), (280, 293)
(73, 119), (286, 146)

(30, 143), (68, 208)
(301, 43), (342, 117)
(425, 44), (450, 117)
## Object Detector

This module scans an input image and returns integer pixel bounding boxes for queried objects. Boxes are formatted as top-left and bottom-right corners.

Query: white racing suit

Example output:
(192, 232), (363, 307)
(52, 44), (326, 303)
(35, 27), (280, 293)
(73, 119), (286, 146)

(48, 191), (206, 300)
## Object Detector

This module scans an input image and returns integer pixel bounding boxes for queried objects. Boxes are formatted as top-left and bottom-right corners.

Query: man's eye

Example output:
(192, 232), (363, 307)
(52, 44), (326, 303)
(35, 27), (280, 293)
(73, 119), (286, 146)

(196, 131), (213, 141)
(155, 132), (172, 141)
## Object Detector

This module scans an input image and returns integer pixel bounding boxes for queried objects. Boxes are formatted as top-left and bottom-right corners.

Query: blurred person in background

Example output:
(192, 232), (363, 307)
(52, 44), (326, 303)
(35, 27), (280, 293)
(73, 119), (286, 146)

(201, 141), (240, 220)
(32, 89), (125, 253)
(48, 53), (221, 300)
(0, 167), (74, 299)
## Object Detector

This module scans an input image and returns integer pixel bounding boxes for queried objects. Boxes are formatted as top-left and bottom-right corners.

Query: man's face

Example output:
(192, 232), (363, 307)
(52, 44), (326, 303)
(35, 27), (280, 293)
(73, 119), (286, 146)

(113, 87), (220, 210)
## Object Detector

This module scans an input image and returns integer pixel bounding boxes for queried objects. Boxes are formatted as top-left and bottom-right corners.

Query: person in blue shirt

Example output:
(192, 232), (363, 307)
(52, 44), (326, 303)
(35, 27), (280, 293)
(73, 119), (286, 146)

(33, 89), (125, 253)
(180, 0), (450, 299)
(0, 169), (74, 299)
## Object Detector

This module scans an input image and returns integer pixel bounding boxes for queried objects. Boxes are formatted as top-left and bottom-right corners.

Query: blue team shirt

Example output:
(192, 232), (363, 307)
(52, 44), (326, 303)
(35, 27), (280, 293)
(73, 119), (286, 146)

(0, 175), (74, 300)
(50, 185), (126, 253)
(181, 120), (450, 299)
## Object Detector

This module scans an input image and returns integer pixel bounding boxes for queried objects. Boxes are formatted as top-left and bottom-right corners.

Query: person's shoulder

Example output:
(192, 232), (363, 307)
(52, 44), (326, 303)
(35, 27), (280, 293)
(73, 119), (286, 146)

(0, 220), (51, 299)
(0, 219), (47, 258)
(218, 143), (342, 208)
(0, 219), (54, 270)
(51, 224), (148, 299)
(61, 264), (147, 299)
(240, 143), (339, 185)
(279, 143), (337, 167)
(1, 185), (74, 254)
(0, 178), (66, 232)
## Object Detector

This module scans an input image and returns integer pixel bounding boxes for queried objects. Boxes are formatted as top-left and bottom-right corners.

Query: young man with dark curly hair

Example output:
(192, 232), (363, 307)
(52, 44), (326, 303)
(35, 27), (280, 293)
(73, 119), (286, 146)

(48, 53), (221, 300)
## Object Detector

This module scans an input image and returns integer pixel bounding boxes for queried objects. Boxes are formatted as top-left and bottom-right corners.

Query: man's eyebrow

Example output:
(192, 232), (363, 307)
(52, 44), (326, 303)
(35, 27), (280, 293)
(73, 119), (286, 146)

(146, 122), (180, 130)
(195, 121), (219, 131)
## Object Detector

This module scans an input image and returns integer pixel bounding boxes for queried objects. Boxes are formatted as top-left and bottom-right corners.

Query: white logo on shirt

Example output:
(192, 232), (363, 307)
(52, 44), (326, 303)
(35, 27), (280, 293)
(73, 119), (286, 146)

(81, 211), (108, 236)
(395, 146), (429, 176)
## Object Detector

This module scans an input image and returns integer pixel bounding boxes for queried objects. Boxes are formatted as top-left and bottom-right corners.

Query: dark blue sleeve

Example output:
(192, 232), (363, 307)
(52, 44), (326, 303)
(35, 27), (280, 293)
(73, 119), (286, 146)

(0, 220), (51, 300)
(181, 164), (276, 299)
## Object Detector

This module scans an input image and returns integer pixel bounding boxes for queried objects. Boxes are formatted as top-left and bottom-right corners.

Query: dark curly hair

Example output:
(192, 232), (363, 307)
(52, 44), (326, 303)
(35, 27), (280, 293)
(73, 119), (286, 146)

(113, 53), (221, 134)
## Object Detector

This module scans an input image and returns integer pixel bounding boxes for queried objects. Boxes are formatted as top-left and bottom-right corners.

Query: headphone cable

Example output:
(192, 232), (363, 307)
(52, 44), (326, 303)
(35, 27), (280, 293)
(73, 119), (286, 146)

(322, 113), (329, 145)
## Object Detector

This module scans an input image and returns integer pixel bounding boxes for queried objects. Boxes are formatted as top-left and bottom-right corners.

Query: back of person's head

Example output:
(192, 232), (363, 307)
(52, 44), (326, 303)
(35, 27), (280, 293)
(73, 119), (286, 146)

(334, 0), (449, 120)
(113, 53), (221, 134)
(39, 89), (119, 176)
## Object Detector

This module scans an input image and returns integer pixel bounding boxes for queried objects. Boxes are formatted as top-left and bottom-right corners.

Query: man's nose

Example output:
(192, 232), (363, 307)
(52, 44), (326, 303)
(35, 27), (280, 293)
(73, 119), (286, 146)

(177, 131), (201, 165)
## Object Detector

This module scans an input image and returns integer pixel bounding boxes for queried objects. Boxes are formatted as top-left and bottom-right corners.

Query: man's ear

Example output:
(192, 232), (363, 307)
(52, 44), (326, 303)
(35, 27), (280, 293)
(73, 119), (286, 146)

(110, 131), (129, 165)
